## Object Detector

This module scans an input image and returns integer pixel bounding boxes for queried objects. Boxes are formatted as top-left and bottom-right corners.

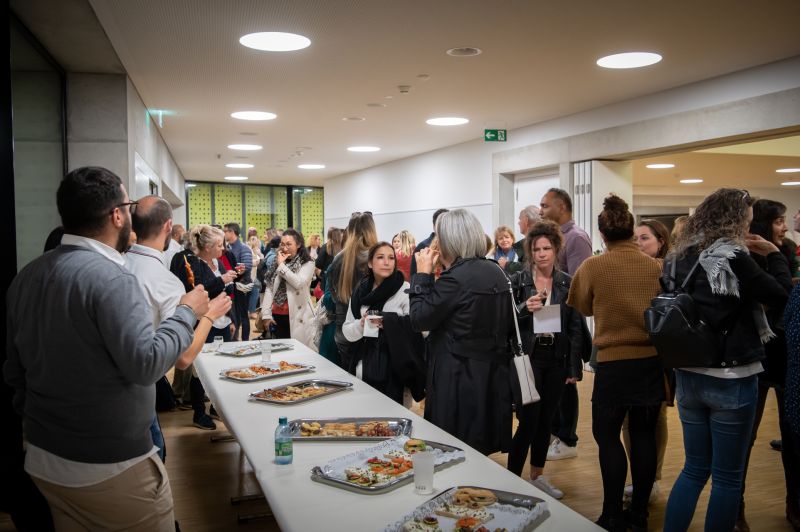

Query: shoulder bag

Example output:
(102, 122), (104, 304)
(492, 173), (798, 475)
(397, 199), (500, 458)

(502, 267), (540, 405)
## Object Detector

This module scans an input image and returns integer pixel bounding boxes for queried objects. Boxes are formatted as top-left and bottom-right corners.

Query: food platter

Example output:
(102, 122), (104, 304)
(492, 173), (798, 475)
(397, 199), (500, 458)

(289, 417), (413, 441)
(310, 436), (465, 494)
(249, 379), (353, 405)
(214, 341), (294, 357)
(383, 486), (549, 531)
(220, 361), (314, 382)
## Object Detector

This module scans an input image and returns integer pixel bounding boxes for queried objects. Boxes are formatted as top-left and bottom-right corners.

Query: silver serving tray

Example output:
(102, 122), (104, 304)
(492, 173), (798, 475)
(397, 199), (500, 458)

(215, 341), (294, 357)
(310, 440), (465, 495)
(219, 362), (315, 382)
(385, 486), (549, 531)
(289, 417), (412, 441)
(249, 379), (353, 405)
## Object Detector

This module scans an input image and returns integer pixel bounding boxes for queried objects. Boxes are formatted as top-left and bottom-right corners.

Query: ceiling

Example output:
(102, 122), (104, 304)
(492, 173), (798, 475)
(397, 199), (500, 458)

(25, 0), (800, 186)
(634, 135), (800, 189)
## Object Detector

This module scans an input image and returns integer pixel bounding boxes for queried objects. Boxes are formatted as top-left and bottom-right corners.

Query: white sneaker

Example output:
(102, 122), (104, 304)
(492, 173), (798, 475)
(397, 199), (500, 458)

(531, 476), (564, 499)
(623, 481), (660, 504)
(546, 438), (578, 460)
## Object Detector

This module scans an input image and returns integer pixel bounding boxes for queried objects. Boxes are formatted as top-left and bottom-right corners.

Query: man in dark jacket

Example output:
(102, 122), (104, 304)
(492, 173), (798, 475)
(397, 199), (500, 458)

(225, 222), (252, 341)
(410, 208), (448, 276)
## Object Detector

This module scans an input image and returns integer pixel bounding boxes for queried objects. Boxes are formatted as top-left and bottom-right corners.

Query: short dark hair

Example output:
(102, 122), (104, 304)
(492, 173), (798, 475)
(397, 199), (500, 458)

(224, 222), (240, 237)
(432, 208), (449, 227)
(547, 188), (573, 213)
(56, 166), (125, 236)
(132, 197), (173, 241)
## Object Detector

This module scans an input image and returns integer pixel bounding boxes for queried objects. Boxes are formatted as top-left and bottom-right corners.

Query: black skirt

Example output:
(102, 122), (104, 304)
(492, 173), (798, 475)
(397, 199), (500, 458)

(592, 356), (665, 407)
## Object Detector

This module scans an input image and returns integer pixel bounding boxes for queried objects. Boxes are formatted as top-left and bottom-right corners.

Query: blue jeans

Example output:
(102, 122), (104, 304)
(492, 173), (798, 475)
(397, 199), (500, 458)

(149, 415), (166, 462)
(664, 370), (758, 532)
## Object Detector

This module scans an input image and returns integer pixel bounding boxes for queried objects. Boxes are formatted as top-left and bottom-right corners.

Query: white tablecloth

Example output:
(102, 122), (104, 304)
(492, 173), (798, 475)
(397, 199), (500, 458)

(194, 340), (600, 531)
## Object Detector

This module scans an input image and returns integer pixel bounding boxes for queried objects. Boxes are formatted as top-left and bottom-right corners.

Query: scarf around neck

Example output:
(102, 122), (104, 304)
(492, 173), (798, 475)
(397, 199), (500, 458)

(699, 238), (774, 343)
(266, 254), (305, 306)
(350, 270), (405, 318)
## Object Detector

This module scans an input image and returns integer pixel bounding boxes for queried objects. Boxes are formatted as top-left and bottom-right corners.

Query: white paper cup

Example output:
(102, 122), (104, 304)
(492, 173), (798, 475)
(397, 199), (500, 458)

(412, 450), (435, 494)
(363, 316), (380, 338)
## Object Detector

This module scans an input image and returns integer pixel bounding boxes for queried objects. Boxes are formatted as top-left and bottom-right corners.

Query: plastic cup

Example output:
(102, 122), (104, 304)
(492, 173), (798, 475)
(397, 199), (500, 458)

(412, 450), (435, 495)
(260, 341), (272, 363)
(213, 336), (224, 351)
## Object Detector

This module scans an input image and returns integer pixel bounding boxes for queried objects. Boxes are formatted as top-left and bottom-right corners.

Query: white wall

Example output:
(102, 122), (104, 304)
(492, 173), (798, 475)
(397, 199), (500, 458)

(126, 79), (187, 223)
(324, 56), (800, 240)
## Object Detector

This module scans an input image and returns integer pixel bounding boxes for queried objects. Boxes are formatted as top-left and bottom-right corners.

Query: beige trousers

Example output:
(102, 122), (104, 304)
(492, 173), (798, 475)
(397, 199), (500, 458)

(622, 401), (668, 481)
(33, 454), (174, 532)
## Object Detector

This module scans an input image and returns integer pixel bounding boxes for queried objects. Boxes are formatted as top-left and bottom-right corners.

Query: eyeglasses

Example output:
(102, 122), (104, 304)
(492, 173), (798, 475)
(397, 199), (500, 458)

(111, 201), (138, 214)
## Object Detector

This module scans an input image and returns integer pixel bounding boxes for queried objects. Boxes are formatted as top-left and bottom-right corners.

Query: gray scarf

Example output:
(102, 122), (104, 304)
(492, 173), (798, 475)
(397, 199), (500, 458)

(699, 238), (774, 343)
(266, 254), (304, 307)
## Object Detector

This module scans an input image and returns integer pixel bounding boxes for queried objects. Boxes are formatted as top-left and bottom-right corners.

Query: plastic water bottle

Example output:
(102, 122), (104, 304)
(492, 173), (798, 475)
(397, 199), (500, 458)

(274, 417), (293, 464)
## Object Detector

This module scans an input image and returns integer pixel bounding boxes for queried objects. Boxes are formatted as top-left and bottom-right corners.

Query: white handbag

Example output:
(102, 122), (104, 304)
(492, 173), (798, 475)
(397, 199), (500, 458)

(506, 275), (541, 406)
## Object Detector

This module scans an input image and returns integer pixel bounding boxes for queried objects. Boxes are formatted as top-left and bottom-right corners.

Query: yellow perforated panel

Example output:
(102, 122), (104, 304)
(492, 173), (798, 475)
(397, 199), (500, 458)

(299, 188), (324, 239)
(187, 183), (212, 227)
(273, 187), (288, 230)
(214, 184), (242, 226)
(245, 185), (271, 233)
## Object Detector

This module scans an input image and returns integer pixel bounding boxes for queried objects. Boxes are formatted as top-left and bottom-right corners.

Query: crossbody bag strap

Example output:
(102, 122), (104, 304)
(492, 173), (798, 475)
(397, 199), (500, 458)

(494, 262), (525, 354)
(678, 257), (703, 292)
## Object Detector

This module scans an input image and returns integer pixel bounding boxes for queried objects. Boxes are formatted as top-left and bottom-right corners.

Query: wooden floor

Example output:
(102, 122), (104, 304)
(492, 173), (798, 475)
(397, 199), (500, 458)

(1, 372), (793, 531)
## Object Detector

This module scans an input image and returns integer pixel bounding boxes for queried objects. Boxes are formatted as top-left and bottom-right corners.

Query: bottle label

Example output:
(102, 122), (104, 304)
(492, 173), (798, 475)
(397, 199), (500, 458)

(275, 441), (293, 456)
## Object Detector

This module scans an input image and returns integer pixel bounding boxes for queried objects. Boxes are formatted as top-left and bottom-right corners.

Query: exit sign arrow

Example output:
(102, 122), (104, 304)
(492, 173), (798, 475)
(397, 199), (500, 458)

(484, 129), (507, 142)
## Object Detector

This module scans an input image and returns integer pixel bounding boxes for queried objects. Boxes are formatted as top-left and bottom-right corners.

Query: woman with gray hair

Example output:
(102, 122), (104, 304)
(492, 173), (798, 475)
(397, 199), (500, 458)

(410, 209), (515, 455)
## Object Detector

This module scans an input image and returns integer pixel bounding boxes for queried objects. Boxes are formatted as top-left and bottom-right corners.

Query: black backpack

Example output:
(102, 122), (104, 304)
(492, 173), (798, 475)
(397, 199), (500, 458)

(643, 258), (720, 368)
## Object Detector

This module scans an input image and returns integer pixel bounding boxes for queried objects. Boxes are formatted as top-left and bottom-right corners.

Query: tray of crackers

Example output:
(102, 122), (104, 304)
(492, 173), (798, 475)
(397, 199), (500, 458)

(249, 379), (353, 405)
(310, 436), (465, 494)
(220, 360), (314, 382)
(290, 417), (412, 441)
(384, 486), (549, 532)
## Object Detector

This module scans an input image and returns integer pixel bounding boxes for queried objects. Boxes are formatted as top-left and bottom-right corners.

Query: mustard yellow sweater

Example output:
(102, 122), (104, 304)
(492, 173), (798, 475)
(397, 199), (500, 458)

(566, 240), (662, 363)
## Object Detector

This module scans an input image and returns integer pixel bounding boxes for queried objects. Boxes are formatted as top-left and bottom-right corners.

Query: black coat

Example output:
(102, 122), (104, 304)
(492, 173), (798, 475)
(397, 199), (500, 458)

(409, 257), (514, 455)
(510, 268), (588, 380)
(672, 248), (791, 368)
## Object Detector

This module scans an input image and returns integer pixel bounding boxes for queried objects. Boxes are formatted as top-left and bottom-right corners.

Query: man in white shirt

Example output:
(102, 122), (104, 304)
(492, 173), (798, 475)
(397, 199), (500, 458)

(164, 223), (185, 268)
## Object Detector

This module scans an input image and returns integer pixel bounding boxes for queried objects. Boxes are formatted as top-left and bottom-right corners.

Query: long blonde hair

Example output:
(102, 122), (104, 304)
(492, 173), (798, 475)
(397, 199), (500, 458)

(337, 213), (378, 301)
(395, 230), (416, 256)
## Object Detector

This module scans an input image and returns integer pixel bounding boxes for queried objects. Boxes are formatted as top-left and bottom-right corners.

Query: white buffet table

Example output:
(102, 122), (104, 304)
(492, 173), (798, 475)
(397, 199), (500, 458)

(194, 340), (600, 531)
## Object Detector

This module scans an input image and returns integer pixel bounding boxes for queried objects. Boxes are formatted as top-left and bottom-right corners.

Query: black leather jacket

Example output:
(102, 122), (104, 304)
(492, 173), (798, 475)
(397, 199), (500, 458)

(510, 268), (588, 379)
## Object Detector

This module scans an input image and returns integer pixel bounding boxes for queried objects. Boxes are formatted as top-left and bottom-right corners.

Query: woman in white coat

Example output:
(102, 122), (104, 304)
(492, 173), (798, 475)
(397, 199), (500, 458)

(261, 229), (315, 348)
(343, 241), (415, 405)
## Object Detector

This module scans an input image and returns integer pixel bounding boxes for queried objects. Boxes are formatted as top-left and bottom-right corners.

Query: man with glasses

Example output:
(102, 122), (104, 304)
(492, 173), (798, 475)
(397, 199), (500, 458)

(4, 167), (209, 531)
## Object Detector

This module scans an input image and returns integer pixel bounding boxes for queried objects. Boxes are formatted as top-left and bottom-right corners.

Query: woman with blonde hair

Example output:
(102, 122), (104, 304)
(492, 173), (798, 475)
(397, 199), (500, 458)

(392, 230), (416, 281)
(490, 225), (518, 269)
(326, 213), (378, 369)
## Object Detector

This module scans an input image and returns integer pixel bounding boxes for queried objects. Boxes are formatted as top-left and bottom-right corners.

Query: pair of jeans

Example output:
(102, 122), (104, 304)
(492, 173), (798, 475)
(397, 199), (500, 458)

(149, 415), (166, 462)
(552, 381), (579, 447)
(664, 370), (758, 532)
(508, 363), (567, 474)
(248, 278), (261, 313)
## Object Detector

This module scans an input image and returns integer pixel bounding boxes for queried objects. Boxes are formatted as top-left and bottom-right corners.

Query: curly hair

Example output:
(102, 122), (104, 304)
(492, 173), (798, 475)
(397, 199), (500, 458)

(598, 194), (634, 242)
(637, 219), (671, 259)
(672, 188), (755, 256)
(524, 220), (563, 267)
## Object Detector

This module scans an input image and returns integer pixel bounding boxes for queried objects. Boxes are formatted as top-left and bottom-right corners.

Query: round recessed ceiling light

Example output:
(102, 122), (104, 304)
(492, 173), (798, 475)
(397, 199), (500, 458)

(776, 168), (800, 173)
(679, 179), (704, 184)
(597, 52), (662, 69)
(446, 47), (482, 57)
(781, 181), (800, 186)
(239, 32), (311, 52)
(298, 164), (325, 169)
(186, 183), (197, 188)
(646, 163), (675, 169)
(225, 163), (254, 169)
(231, 111), (276, 121)
(347, 146), (380, 152)
(426, 117), (469, 126)
(342, 116), (365, 122)
(227, 144), (262, 151)
(224, 176), (248, 181)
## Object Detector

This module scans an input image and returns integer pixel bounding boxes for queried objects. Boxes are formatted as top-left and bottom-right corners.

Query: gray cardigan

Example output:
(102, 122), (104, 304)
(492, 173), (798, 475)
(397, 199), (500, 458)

(4, 245), (195, 463)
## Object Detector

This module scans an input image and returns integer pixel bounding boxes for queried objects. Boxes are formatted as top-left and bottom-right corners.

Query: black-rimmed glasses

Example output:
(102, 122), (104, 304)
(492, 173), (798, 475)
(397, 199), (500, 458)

(111, 201), (138, 214)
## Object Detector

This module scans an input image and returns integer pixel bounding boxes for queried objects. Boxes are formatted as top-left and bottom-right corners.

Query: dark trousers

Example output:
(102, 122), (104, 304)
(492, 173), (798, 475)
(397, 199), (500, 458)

(192, 326), (231, 419)
(508, 363), (567, 474)
(593, 402), (660, 519)
(232, 291), (250, 341)
(274, 313), (291, 339)
(552, 381), (579, 447)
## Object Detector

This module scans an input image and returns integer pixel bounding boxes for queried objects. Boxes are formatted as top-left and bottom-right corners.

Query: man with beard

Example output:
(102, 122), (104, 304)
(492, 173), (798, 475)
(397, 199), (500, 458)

(4, 167), (209, 531)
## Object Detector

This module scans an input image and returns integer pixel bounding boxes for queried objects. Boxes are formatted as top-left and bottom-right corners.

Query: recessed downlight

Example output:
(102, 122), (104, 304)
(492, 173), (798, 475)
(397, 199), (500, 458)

(342, 116), (365, 122)
(347, 146), (380, 152)
(298, 164), (325, 169)
(597, 52), (662, 69)
(777, 168), (800, 173)
(224, 176), (248, 181)
(231, 111), (276, 121)
(646, 163), (675, 169)
(186, 183), (197, 188)
(239, 32), (310, 52)
(680, 179), (704, 184)
(227, 144), (262, 151)
(367, 103), (387, 108)
(781, 181), (800, 186)
(426, 117), (469, 126)
(225, 163), (254, 169)
(446, 47), (482, 57)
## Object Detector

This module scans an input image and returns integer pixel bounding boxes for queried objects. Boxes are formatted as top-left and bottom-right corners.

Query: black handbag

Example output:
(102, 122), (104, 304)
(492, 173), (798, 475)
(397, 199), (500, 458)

(644, 258), (720, 369)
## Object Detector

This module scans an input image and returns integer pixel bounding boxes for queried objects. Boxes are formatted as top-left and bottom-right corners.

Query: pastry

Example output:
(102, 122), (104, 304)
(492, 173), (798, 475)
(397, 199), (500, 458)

(404, 438), (427, 453)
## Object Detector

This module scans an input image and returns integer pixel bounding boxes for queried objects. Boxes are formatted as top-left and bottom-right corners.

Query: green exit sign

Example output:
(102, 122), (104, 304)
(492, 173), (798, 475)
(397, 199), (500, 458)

(484, 129), (507, 142)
